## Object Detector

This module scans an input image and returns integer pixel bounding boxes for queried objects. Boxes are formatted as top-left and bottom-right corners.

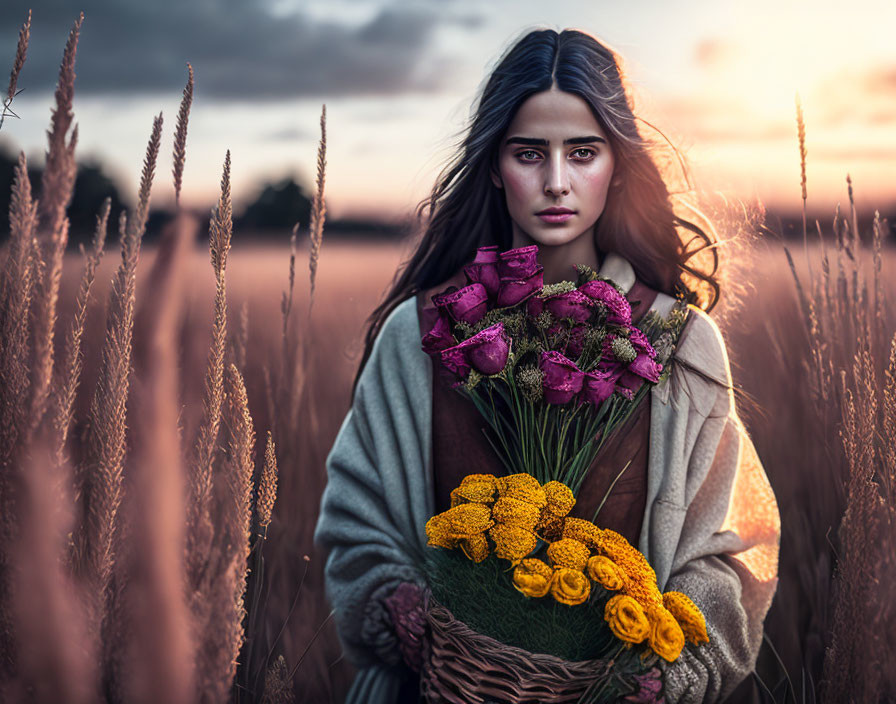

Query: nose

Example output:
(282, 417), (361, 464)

(544, 152), (570, 197)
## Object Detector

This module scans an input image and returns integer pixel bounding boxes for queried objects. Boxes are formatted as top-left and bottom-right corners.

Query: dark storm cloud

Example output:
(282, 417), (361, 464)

(0, 1), (482, 100)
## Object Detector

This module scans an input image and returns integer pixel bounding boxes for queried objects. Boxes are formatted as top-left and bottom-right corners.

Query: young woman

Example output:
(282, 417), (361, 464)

(315, 27), (780, 703)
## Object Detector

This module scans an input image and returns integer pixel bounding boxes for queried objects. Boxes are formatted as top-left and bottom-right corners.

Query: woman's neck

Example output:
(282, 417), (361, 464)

(511, 226), (601, 285)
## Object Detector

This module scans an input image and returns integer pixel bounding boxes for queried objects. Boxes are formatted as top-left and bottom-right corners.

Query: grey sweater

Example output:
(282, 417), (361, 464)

(314, 253), (781, 703)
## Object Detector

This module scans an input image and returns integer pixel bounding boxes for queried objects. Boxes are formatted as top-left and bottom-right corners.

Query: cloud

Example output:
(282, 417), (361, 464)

(0, 0), (482, 100)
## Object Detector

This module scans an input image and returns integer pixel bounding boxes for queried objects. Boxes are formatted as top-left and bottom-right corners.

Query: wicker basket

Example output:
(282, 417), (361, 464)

(420, 597), (622, 704)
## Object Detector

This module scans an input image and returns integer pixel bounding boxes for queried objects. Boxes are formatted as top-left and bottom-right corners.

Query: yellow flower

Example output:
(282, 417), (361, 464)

(450, 474), (498, 507)
(512, 558), (554, 598)
(546, 538), (590, 571)
(604, 594), (650, 644)
(496, 473), (547, 510)
(596, 531), (663, 609)
(587, 555), (626, 591)
(445, 502), (494, 537)
(460, 533), (490, 563)
(425, 515), (457, 549)
(489, 523), (538, 562)
(492, 496), (540, 529)
(663, 591), (709, 645)
(550, 567), (591, 606)
(542, 480), (575, 517)
(562, 517), (601, 550)
(535, 511), (565, 542)
(646, 605), (686, 661)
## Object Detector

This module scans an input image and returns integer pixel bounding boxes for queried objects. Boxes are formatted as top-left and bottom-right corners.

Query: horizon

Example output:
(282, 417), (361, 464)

(1, 0), (894, 221)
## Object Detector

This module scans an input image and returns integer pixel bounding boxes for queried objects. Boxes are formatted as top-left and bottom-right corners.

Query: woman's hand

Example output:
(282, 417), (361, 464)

(383, 582), (429, 672)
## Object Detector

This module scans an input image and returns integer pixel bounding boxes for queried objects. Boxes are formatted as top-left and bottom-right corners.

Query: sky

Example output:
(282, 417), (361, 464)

(1, 0), (895, 220)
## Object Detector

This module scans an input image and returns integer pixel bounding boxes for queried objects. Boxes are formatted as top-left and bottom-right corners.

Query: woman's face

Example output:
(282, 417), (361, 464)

(491, 87), (615, 256)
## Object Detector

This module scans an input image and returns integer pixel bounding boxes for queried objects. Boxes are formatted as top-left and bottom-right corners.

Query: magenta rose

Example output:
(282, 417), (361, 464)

(579, 279), (632, 326)
(545, 289), (594, 324)
(464, 246), (501, 299)
(526, 295), (545, 318)
(432, 283), (488, 324)
(629, 327), (658, 358)
(496, 266), (544, 308)
(439, 323), (511, 379)
(580, 367), (619, 405)
(421, 315), (455, 355)
(566, 325), (587, 358)
(497, 244), (540, 280)
(539, 350), (585, 405)
(628, 354), (662, 383)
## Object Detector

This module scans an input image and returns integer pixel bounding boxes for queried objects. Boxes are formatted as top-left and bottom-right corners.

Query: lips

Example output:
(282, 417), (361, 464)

(536, 207), (575, 215)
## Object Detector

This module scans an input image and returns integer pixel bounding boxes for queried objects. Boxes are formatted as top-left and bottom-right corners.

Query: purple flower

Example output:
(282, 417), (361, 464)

(629, 327), (658, 359)
(539, 351), (585, 405)
(464, 246), (501, 299)
(526, 295), (545, 318)
(432, 283), (489, 324)
(421, 315), (455, 355)
(545, 289), (594, 324)
(628, 354), (663, 383)
(579, 279), (632, 326)
(566, 325), (586, 358)
(439, 323), (511, 379)
(497, 244), (540, 280)
(581, 368), (619, 405)
(496, 266), (544, 308)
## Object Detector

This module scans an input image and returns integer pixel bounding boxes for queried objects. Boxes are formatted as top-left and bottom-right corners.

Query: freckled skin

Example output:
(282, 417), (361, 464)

(491, 87), (616, 284)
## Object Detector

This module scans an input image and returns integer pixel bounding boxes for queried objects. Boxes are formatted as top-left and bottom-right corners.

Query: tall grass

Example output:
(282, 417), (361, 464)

(2, 9), (894, 704)
(0, 13), (333, 702)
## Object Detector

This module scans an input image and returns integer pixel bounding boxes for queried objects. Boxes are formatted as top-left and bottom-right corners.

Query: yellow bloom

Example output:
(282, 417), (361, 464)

(535, 511), (565, 542)
(550, 567), (591, 606)
(604, 594), (650, 644)
(496, 473), (547, 510)
(646, 605), (686, 661)
(562, 517), (601, 550)
(460, 533), (490, 563)
(512, 558), (554, 598)
(489, 523), (538, 562)
(663, 591), (709, 645)
(492, 496), (540, 529)
(546, 538), (590, 571)
(542, 481), (575, 517)
(425, 515), (457, 549)
(445, 502), (494, 537)
(587, 555), (626, 591)
(450, 474), (498, 507)
(597, 532), (663, 609)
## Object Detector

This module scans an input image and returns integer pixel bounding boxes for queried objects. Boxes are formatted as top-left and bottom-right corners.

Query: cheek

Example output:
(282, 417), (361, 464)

(501, 167), (539, 210)
(578, 165), (614, 203)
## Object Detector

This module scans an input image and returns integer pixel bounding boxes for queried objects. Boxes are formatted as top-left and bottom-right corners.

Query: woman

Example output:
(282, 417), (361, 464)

(315, 27), (780, 703)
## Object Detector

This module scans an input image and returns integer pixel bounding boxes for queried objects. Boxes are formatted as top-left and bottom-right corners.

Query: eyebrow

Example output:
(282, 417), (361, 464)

(505, 136), (607, 146)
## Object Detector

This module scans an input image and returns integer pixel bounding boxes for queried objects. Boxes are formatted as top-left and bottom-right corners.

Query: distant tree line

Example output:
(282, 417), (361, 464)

(0, 144), (409, 245)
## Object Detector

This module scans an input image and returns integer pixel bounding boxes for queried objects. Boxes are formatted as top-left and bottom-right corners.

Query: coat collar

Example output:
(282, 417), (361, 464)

(596, 252), (637, 294)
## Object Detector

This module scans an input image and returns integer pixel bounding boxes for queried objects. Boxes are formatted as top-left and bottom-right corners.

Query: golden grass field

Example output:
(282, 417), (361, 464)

(49, 234), (892, 702)
(4, 11), (895, 703)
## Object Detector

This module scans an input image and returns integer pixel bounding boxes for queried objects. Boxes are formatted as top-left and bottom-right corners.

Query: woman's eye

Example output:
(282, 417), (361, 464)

(571, 148), (595, 160)
(516, 150), (541, 162)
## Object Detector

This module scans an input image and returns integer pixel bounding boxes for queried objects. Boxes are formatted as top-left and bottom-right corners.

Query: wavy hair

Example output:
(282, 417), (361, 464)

(353, 27), (722, 395)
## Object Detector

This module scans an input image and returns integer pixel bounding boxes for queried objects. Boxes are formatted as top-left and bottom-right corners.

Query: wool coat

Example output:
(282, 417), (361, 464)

(313, 253), (781, 704)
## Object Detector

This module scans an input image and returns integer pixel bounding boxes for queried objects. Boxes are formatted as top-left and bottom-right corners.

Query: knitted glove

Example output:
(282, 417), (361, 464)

(383, 581), (429, 672)
(622, 666), (666, 703)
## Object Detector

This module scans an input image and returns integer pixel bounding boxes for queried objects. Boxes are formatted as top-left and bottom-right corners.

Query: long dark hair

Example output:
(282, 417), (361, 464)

(353, 28), (722, 396)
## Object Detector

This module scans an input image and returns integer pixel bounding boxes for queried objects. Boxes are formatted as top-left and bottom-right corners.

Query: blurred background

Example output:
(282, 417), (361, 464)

(1, 0), (895, 241)
(2, 2), (895, 703)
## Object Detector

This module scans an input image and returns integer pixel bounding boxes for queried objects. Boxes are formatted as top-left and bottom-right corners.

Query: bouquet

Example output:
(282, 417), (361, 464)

(413, 245), (703, 703)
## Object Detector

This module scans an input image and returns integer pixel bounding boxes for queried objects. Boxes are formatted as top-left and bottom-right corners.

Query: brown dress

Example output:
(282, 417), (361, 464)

(417, 279), (658, 547)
